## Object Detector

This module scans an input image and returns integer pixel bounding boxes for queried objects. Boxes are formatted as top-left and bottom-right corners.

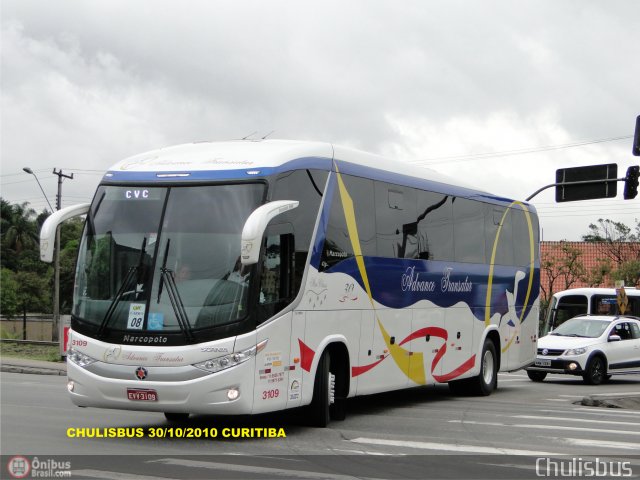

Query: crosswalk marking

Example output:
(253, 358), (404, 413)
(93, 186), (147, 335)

(448, 419), (640, 436)
(351, 437), (556, 456)
(558, 437), (640, 450)
(513, 414), (640, 427)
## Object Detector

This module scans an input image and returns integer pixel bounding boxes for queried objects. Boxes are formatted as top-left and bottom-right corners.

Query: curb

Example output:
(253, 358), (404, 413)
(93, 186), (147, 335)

(1, 358), (67, 376)
(580, 394), (640, 410)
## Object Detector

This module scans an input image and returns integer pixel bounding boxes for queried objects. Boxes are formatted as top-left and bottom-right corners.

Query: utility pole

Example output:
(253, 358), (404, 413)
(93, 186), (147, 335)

(51, 169), (74, 342)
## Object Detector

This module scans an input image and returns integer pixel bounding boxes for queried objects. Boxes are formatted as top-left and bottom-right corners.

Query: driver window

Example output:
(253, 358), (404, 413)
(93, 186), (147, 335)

(257, 233), (294, 323)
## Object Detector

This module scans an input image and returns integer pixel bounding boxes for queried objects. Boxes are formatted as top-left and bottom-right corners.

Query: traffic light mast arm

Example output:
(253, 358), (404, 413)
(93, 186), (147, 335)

(525, 177), (626, 202)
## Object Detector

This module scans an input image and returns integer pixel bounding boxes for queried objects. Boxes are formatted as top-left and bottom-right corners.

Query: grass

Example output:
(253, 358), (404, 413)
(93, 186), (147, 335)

(0, 341), (62, 362)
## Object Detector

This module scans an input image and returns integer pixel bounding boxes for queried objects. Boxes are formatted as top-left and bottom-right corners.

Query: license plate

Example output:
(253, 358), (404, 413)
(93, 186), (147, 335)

(535, 359), (551, 367)
(127, 388), (158, 402)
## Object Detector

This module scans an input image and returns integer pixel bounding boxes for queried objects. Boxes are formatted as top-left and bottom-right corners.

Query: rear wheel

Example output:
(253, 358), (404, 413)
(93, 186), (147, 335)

(527, 371), (547, 382)
(468, 339), (498, 396)
(582, 356), (607, 385)
(449, 339), (498, 396)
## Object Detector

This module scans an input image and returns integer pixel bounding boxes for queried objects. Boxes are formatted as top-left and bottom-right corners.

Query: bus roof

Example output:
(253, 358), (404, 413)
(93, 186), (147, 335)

(104, 139), (526, 206)
(553, 287), (640, 297)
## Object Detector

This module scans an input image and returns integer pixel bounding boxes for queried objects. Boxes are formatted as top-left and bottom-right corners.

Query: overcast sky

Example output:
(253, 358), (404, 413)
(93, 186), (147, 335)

(1, 0), (639, 241)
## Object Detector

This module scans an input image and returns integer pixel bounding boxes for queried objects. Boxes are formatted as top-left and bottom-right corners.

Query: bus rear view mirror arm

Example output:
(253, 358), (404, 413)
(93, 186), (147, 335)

(241, 200), (299, 265)
(40, 203), (90, 262)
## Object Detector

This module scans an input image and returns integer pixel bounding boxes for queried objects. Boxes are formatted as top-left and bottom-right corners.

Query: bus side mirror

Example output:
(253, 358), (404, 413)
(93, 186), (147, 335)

(241, 200), (299, 265)
(40, 203), (91, 262)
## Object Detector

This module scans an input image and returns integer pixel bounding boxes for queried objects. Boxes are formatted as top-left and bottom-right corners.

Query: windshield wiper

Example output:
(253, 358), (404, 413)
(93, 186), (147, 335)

(157, 239), (195, 343)
(97, 237), (147, 338)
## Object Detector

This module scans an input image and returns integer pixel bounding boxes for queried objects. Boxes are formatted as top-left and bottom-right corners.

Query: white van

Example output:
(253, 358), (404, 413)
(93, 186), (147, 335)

(542, 287), (640, 336)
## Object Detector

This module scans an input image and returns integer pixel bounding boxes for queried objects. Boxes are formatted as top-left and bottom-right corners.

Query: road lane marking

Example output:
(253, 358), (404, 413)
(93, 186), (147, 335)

(448, 420), (640, 436)
(513, 415), (640, 427)
(557, 437), (640, 450)
(350, 437), (556, 456)
(589, 391), (640, 396)
(540, 408), (640, 417)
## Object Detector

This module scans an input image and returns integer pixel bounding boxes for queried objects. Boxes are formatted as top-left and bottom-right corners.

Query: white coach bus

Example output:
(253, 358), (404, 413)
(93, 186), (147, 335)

(41, 140), (540, 426)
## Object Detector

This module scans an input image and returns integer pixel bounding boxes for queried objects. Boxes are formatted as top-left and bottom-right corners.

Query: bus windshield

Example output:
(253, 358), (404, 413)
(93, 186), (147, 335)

(73, 183), (265, 341)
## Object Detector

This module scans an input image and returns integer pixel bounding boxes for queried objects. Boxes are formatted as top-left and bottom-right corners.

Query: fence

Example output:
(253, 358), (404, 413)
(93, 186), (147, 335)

(0, 315), (67, 342)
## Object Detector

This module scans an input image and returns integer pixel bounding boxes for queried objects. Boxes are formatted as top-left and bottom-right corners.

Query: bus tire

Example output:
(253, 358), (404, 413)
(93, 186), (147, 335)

(527, 371), (547, 382)
(164, 412), (189, 422)
(468, 339), (498, 396)
(308, 351), (332, 427)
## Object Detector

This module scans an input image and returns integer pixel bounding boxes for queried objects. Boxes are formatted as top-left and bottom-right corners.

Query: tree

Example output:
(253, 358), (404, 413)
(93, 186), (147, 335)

(582, 218), (640, 286)
(2, 202), (38, 255)
(1, 268), (19, 318)
(16, 271), (51, 314)
(540, 241), (587, 308)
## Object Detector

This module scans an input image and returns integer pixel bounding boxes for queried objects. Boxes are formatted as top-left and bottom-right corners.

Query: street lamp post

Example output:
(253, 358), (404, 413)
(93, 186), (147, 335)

(22, 167), (73, 343)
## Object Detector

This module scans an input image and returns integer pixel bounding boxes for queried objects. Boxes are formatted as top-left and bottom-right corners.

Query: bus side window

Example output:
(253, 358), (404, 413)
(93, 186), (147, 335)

(416, 191), (453, 262)
(257, 233), (294, 324)
(321, 174), (375, 270)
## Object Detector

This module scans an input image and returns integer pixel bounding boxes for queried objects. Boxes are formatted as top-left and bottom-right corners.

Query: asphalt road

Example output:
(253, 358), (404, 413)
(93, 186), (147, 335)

(2, 371), (640, 479)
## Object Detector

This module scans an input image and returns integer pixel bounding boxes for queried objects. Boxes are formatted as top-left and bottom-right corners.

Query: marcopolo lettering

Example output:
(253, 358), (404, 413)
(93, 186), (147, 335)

(123, 335), (168, 344)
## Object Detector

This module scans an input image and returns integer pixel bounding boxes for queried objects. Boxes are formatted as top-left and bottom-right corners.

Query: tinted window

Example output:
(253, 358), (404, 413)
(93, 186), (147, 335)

(375, 182), (419, 258)
(512, 206), (539, 267)
(416, 191), (453, 261)
(453, 198), (486, 263)
(487, 206), (514, 266)
(321, 173), (375, 270)
(270, 169), (328, 290)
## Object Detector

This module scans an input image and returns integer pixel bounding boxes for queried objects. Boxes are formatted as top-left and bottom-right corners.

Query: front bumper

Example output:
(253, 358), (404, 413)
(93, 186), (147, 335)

(67, 358), (256, 415)
(525, 356), (587, 376)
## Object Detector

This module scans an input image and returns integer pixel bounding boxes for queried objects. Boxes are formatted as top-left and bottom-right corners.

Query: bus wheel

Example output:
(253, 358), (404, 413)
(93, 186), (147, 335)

(527, 371), (547, 382)
(468, 339), (498, 396)
(308, 351), (332, 427)
(164, 412), (189, 423)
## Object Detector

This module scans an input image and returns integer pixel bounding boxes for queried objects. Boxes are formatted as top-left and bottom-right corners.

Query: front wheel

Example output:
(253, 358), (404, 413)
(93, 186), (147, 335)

(527, 371), (547, 382)
(308, 352), (333, 427)
(582, 356), (607, 385)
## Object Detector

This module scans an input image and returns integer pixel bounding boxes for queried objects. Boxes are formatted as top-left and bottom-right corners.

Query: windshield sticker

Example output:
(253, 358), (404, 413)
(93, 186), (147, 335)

(127, 304), (146, 330)
(147, 312), (164, 330)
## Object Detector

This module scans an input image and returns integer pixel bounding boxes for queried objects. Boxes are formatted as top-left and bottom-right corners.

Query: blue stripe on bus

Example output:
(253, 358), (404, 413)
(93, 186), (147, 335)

(324, 256), (539, 323)
(103, 155), (530, 209)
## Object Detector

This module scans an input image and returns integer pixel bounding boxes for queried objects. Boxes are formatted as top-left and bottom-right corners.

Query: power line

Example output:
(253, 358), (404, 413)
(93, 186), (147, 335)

(411, 135), (633, 165)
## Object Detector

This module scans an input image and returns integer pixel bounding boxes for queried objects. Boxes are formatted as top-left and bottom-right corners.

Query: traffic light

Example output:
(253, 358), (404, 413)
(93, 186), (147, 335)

(624, 165), (639, 200)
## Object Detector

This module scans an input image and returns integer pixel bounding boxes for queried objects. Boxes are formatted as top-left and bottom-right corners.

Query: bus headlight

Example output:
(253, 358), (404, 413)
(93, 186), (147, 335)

(193, 339), (268, 374)
(565, 347), (587, 356)
(67, 348), (98, 368)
